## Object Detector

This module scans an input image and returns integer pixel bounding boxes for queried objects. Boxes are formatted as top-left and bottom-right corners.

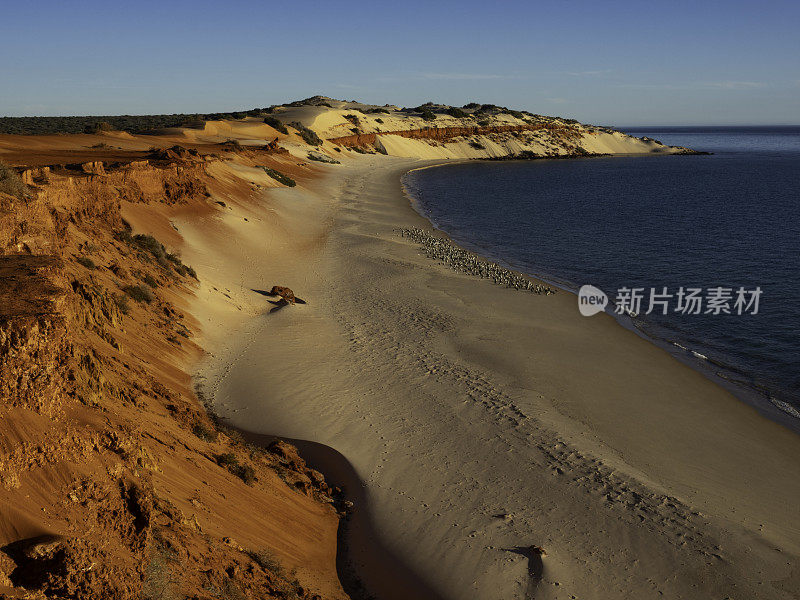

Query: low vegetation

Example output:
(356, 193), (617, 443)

(141, 273), (159, 288)
(343, 114), (360, 125)
(420, 109), (437, 122)
(0, 108), (273, 135)
(247, 549), (284, 576)
(215, 453), (257, 485)
(260, 167), (296, 187)
(84, 121), (115, 134)
(76, 256), (96, 269)
(115, 231), (197, 279)
(192, 423), (218, 443)
(122, 284), (154, 304)
(307, 151), (340, 164)
(113, 293), (131, 315)
(263, 116), (288, 134)
(0, 161), (27, 198)
(289, 122), (322, 146)
(446, 107), (468, 118)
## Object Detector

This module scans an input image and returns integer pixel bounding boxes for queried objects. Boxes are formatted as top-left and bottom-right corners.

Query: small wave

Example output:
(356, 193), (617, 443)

(770, 398), (800, 420)
(691, 351), (708, 360)
(673, 342), (688, 351)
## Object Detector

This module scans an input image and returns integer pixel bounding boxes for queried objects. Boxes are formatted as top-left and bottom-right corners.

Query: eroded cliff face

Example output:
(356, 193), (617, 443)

(326, 123), (568, 147)
(0, 151), (347, 600)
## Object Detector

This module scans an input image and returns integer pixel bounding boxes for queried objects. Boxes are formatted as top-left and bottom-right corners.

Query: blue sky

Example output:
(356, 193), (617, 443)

(1, 0), (798, 124)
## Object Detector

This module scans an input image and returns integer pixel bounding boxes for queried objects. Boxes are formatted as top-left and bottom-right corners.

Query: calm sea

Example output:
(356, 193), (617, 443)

(403, 126), (800, 424)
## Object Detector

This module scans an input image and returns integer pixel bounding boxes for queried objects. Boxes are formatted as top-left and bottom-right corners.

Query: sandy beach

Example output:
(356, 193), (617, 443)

(176, 154), (800, 600)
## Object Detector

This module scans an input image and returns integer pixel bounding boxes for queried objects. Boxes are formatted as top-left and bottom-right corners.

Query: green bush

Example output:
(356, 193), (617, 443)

(123, 284), (154, 303)
(84, 121), (114, 134)
(264, 116), (288, 135)
(216, 452), (238, 467)
(76, 256), (96, 269)
(120, 233), (197, 279)
(289, 122), (322, 146)
(141, 273), (158, 288)
(343, 114), (360, 125)
(306, 151), (340, 164)
(231, 463), (256, 485)
(216, 453), (256, 484)
(261, 167), (296, 187)
(0, 161), (27, 199)
(419, 109), (437, 122)
(113, 293), (130, 315)
(193, 423), (218, 442)
(446, 107), (468, 118)
(247, 549), (284, 575)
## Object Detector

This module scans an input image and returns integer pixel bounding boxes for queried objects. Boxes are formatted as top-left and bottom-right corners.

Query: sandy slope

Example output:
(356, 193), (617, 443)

(182, 154), (800, 600)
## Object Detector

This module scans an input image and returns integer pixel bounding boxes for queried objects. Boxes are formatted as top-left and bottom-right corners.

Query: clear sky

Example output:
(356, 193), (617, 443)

(2, 0), (798, 125)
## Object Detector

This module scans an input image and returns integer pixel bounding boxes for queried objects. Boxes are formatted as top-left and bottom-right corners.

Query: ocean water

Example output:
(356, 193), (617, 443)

(403, 127), (800, 421)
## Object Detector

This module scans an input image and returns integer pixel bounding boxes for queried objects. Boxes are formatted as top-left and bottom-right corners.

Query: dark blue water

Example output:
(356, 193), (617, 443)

(403, 127), (800, 421)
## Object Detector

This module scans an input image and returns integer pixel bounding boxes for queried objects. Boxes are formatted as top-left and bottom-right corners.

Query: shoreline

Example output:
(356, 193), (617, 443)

(189, 155), (800, 600)
(401, 159), (800, 435)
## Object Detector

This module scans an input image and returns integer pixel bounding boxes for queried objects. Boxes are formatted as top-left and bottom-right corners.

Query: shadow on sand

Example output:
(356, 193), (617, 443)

(239, 430), (447, 600)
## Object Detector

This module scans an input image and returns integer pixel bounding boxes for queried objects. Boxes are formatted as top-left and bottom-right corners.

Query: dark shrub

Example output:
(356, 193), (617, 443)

(215, 453), (256, 484)
(84, 121), (114, 134)
(343, 114), (360, 125)
(264, 116), (288, 135)
(76, 256), (96, 269)
(141, 273), (158, 288)
(0, 161), (27, 199)
(123, 284), (154, 303)
(446, 107), (468, 118)
(113, 293), (130, 315)
(419, 109), (437, 122)
(248, 549), (284, 575)
(192, 423), (218, 442)
(261, 167), (296, 187)
(231, 463), (256, 485)
(289, 122), (322, 146)
(375, 118), (383, 124)
(216, 452), (238, 466)
(219, 139), (242, 149)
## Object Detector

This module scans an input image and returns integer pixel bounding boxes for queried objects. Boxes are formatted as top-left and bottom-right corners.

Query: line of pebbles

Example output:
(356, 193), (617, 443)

(399, 227), (555, 294)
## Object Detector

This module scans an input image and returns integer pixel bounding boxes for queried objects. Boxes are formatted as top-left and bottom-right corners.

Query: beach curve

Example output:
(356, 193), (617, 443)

(188, 155), (800, 600)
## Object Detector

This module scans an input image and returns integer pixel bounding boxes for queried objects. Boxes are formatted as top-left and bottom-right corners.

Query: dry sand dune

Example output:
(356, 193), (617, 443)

(182, 155), (800, 600)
